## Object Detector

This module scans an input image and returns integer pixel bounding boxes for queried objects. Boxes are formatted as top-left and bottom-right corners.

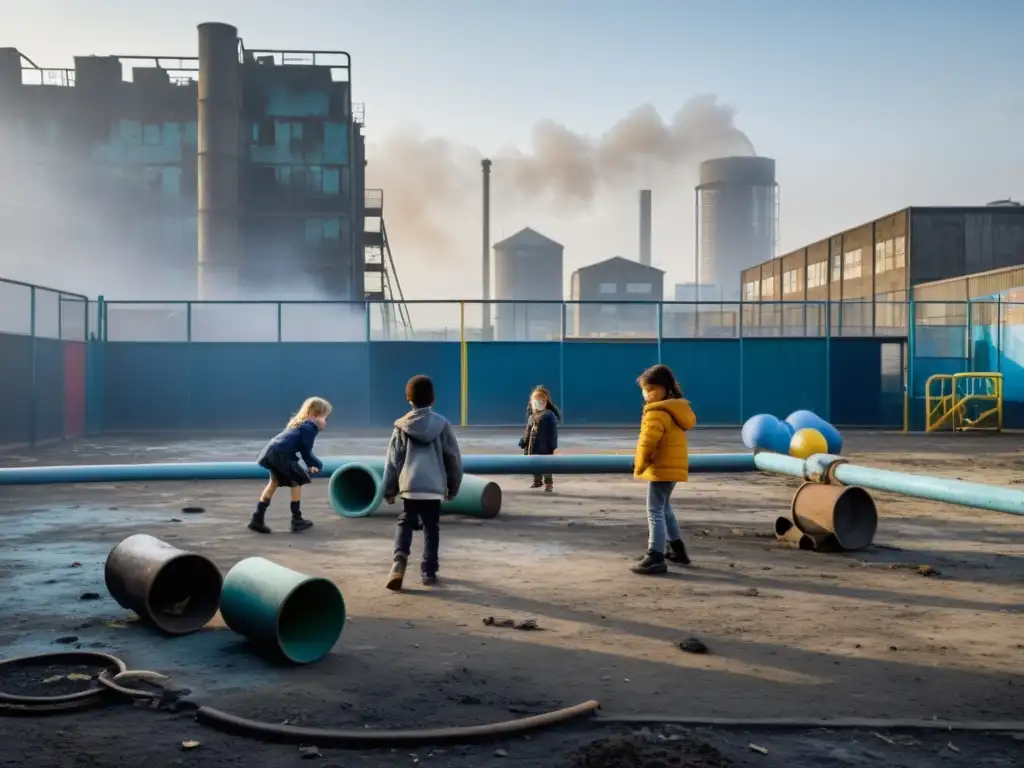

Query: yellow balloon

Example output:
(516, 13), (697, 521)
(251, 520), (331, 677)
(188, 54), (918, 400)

(790, 428), (828, 459)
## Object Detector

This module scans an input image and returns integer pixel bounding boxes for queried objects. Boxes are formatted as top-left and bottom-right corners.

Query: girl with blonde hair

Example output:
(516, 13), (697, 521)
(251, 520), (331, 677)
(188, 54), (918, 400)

(249, 396), (332, 534)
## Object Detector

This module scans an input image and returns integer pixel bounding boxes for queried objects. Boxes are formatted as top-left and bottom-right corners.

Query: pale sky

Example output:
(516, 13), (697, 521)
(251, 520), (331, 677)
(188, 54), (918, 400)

(3, 0), (1022, 315)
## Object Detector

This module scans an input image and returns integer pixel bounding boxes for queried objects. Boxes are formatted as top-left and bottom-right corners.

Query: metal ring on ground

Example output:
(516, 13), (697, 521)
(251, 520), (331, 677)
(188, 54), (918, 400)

(0, 651), (127, 707)
(96, 669), (169, 701)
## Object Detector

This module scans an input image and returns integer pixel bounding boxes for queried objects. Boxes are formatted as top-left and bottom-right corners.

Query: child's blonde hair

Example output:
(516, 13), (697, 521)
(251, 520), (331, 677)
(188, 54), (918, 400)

(287, 396), (333, 428)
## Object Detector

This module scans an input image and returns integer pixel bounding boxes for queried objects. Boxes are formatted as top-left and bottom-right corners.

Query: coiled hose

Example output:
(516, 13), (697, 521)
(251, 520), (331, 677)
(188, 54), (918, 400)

(0, 651), (601, 745)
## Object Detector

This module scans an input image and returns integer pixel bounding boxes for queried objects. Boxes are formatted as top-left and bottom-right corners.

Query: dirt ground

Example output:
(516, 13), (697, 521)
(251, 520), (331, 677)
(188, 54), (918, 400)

(0, 428), (1022, 767)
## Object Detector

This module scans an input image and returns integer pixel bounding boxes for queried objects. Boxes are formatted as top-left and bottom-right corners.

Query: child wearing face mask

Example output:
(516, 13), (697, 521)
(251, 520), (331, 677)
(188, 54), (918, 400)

(631, 364), (696, 575)
(518, 385), (560, 492)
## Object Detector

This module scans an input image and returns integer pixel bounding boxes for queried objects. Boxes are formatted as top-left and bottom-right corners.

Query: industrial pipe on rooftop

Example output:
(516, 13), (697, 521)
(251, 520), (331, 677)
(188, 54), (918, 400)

(197, 22), (242, 299)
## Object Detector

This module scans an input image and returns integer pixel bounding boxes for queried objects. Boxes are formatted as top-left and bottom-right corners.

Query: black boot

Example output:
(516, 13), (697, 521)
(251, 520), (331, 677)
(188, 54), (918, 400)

(248, 501), (271, 534)
(530, 477), (543, 489)
(421, 571), (438, 587)
(290, 502), (313, 532)
(666, 539), (691, 565)
(387, 555), (407, 591)
(631, 550), (667, 575)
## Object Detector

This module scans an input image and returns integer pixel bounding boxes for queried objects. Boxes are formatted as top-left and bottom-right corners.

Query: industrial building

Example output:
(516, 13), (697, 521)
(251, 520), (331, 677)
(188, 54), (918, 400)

(740, 204), (1024, 336)
(695, 156), (778, 302)
(570, 256), (664, 337)
(492, 227), (563, 341)
(0, 24), (405, 321)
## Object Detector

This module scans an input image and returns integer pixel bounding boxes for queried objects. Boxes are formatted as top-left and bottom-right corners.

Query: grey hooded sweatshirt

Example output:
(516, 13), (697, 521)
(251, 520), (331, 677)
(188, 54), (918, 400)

(382, 407), (464, 500)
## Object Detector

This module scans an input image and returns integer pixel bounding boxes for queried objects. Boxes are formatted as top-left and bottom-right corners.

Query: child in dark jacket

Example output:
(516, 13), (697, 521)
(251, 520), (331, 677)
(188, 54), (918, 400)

(518, 385), (560, 492)
(249, 396), (332, 534)
(382, 375), (463, 590)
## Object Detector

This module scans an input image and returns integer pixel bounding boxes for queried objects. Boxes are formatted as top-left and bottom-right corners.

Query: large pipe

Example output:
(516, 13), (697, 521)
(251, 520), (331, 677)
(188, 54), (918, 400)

(754, 452), (1024, 517)
(197, 22), (241, 300)
(104, 534), (223, 635)
(481, 158), (492, 340)
(639, 189), (652, 266)
(219, 557), (346, 664)
(326, 462), (502, 519)
(0, 453), (756, 485)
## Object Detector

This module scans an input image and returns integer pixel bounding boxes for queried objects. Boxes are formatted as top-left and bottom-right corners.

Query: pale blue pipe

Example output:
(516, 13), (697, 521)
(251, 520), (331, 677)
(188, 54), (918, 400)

(0, 453), (756, 486)
(753, 452), (1024, 517)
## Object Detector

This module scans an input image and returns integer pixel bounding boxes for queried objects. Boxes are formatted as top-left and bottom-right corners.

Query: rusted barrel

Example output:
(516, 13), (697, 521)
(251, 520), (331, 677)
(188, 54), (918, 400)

(790, 482), (878, 551)
(105, 534), (223, 635)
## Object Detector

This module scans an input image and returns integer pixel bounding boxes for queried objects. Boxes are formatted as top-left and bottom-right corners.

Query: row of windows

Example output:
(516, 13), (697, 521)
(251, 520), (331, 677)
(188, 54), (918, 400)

(843, 248), (864, 280)
(761, 275), (776, 296)
(782, 267), (804, 295)
(597, 282), (653, 295)
(875, 236), (907, 274)
(743, 281), (760, 300)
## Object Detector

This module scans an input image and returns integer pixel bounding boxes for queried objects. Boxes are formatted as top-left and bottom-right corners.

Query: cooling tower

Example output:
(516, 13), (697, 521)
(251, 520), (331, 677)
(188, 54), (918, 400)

(695, 157), (777, 300)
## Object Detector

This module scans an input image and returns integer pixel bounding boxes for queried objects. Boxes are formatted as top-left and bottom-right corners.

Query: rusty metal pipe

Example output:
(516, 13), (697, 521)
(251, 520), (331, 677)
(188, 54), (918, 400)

(790, 482), (878, 551)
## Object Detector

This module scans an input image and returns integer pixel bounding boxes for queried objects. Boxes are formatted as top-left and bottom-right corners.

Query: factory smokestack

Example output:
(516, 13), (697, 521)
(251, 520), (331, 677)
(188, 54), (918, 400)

(639, 189), (652, 266)
(481, 158), (492, 340)
(197, 22), (241, 299)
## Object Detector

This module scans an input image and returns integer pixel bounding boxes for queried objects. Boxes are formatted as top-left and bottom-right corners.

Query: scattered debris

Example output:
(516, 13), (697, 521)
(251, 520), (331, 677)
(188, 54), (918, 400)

(69, 562), (81, 568)
(871, 732), (894, 745)
(168, 518), (183, 523)
(916, 564), (940, 577)
(54, 636), (78, 644)
(494, 747), (508, 757)
(104, 621), (128, 629)
(181, 506), (205, 514)
(483, 617), (540, 631)
(67, 673), (92, 681)
(161, 597), (191, 616)
(297, 745), (322, 759)
(79, 592), (101, 601)
(748, 743), (769, 755)
(743, 587), (760, 597)
(677, 637), (708, 654)
(180, 740), (200, 750)
(947, 741), (960, 753)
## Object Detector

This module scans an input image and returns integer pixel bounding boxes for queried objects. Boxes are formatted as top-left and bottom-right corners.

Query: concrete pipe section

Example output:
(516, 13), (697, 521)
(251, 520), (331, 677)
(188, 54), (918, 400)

(780, 482), (878, 552)
(219, 557), (346, 665)
(104, 534), (223, 635)
(328, 462), (502, 520)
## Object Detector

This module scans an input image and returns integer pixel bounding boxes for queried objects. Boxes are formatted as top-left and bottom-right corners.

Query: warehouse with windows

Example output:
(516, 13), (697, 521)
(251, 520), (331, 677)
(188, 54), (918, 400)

(739, 204), (1024, 336)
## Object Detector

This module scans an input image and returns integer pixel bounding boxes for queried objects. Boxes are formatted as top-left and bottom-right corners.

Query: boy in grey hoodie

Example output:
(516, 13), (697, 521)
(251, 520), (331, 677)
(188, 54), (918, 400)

(382, 375), (463, 590)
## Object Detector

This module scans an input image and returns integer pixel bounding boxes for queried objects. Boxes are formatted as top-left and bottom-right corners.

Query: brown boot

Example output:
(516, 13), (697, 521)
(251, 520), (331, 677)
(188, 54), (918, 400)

(386, 555), (407, 591)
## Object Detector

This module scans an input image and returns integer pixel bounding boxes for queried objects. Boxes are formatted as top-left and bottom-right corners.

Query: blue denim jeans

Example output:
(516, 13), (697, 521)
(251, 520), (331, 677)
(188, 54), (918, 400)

(646, 481), (681, 553)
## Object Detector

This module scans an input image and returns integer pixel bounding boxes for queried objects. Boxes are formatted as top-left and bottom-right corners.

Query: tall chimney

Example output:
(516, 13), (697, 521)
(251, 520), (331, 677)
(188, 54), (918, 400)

(197, 22), (241, 299)
(481, 159), (492, 340)
(639, 189), (652, 266)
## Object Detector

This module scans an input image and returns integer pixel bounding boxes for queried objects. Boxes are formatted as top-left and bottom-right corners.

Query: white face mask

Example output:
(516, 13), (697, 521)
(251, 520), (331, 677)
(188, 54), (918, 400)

(532, 399), (546, 411)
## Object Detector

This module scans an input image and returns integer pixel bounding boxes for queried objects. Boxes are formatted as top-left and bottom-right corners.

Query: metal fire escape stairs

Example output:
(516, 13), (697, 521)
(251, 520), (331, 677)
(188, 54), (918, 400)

(364, 189), (412, 339)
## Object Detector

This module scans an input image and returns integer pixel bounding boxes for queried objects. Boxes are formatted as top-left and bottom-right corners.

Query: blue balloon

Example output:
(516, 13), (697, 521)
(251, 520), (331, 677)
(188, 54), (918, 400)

(785, 410), (842, 454)
(741, 414), (791, 454)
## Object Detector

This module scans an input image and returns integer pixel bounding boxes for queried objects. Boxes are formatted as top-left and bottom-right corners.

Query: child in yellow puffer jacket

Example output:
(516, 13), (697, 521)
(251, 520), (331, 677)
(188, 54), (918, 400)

(632, 364), (697, 575)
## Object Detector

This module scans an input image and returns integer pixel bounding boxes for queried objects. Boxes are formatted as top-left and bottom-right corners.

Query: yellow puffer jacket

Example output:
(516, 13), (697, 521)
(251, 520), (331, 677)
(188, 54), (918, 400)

(633, 398), (697, 482)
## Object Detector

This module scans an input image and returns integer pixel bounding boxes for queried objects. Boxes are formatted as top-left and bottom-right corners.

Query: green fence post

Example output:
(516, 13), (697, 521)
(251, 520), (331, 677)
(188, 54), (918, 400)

(824, 300), (832, 423)
(656, 301), (663, 363)
(738, 299), (745, 424)
(559, 301), (567, 424)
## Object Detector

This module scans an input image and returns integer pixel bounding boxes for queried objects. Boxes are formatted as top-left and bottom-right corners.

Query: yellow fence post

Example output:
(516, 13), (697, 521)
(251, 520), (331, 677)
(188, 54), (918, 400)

(459, 301), (468, 427)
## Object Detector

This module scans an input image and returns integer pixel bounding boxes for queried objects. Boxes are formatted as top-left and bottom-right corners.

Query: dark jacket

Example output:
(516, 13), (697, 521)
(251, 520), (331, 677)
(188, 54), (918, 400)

(257, 420), (323, 472)
(382, 407), (464, 499)
(520, 403), (560, 456)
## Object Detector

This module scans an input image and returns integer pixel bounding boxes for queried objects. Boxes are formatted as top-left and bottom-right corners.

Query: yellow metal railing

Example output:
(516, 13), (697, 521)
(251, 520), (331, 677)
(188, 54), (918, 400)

(925, 372), (1003, 433)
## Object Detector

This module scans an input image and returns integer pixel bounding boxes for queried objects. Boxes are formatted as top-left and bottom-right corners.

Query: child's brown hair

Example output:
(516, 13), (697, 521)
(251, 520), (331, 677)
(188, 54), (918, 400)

(637, 364), (683, 399)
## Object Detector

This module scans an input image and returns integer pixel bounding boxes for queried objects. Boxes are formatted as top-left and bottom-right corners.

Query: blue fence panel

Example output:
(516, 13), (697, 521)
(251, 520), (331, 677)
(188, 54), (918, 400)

(188, 344), (283, 431)
(829, 338), (903, 427)
(35, 338), (67, 441)
(562, 341), (659, 424)
(0, 333), (33, 445)
(466, 342), (561, 425)
(279, 342), (371, 427)
(661, 340), (740, 425)
(740, 338), (828, 420)
(368, 342), (461, 425)
(104, 343), (190, 431)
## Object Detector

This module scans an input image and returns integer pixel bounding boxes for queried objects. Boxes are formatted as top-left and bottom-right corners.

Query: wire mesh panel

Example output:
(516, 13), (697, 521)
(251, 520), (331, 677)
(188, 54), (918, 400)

(190, 303), (278, 342)
(59, 295), (89, 341)
(564, 302), (658, 339)
(0, 279), (32, 335)
(105, 303), (189, 341)
(280, 302), (367, 342)
(370, 301), (460, 341)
